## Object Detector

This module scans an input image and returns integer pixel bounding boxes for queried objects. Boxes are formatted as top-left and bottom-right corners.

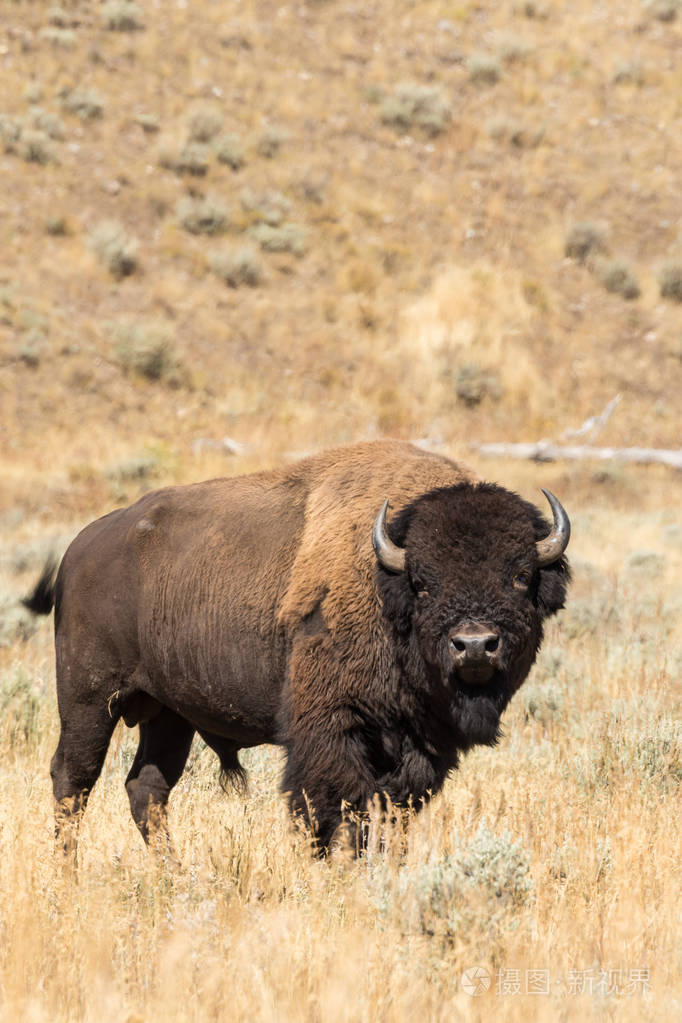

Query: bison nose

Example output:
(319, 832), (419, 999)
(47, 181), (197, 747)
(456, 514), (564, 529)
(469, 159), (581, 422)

(448, 626), (501, 683)
(450, 631), (500, 659)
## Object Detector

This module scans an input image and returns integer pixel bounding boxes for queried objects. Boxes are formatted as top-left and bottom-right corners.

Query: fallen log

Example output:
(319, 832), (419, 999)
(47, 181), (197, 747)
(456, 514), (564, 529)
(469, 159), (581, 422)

(470, 442), (682, 470)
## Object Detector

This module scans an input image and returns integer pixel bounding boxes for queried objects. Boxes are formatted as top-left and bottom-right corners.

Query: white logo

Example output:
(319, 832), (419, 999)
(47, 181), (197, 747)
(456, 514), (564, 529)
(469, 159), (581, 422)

(461, 966), (492, 996)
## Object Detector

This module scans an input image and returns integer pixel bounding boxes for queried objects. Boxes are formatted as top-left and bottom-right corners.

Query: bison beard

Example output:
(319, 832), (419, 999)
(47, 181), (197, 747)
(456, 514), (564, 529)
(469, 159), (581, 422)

(22, 440), (570, 856)
(452, 685), (504, 747)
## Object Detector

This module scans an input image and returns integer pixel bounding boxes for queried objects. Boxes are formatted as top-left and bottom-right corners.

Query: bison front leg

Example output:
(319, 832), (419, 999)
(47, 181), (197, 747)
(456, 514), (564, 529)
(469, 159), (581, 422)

(283, 719), (447, 855)
(282, 726), (378, 854)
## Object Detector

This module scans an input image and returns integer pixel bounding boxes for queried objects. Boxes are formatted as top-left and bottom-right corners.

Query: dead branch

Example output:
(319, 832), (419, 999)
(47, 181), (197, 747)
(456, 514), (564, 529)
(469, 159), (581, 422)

(469, 442), (682, 470)
(560, 394), (621, 442)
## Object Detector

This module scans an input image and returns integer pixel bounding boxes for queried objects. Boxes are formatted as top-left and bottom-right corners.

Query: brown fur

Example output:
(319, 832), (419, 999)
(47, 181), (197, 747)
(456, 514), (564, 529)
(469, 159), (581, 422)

(24, 441), (569, 853)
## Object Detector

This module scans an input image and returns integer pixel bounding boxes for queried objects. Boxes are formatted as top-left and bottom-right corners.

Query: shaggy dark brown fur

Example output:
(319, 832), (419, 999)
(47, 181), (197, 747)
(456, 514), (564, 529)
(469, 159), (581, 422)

(24, 441), (570, 853)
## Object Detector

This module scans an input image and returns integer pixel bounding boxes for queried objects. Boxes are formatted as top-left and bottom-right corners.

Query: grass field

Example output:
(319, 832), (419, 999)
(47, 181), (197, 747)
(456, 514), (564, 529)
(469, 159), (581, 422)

(1, 1), (680, 1020)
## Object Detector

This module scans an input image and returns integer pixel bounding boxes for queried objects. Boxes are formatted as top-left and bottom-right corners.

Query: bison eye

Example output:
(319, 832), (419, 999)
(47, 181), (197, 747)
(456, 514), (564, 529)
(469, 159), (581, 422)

(513, 572), (531, 592)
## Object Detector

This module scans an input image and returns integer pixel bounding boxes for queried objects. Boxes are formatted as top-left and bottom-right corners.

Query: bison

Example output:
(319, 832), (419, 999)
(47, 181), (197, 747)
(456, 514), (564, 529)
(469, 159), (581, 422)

(24, 440), (570, 853)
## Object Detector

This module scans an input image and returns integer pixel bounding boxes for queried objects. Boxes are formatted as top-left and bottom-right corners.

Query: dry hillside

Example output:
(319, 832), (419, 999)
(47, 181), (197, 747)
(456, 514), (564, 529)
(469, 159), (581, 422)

(0, 1), (680, 1020)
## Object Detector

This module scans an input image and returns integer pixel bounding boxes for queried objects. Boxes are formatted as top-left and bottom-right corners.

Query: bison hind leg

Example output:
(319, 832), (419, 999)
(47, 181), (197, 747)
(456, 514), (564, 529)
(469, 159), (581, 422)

(197, 731), (247, 794)
(51, 701), (119, 860)
(125, 707), (195, 850)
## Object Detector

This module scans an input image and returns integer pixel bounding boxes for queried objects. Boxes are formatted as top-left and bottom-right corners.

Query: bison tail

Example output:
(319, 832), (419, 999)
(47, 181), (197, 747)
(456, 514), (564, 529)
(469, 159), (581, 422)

(22, 556), (59, 616)
(218, 753), (248, 796)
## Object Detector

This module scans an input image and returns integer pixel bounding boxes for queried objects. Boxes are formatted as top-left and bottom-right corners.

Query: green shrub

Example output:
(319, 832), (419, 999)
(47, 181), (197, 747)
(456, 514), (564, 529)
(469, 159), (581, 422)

(39, 27), (77, 49)
(643, 0), (681, 21)
(19, 130), (54, 165)
(101, 2), (145, 31)
(624, 549), (664, 574)
(632, 719), (681, 788)
(380, 83), (451, 136)
(522, 678), (565, 726)
(17, 306), (48, 334)
(9, 538), (64, 575)
(18, 329), (47, 367)
(516, 2), (550, 17)
(0, 117), (57, 163)
(159, 141), (211, 176)
(576, 712), (681, 795)
(177, 196), (229, 235)
(248, 222), (307, 256)
(491, 32), (532, 62)
(611, 61), (644, 85)
(0, 597), (39, 649)
(187, 106), (223, 143)
(564, 222), (607, 263)
(377, 824), (533, 944)
(209, 246), (263, 287)
(105, 453), (161, 482)
(89, 220), (139, 279)
(455, 363), (502, 406)
(46, 215), (69, 236)
(0, 115), (23, 153)
(485, 116), (542, 148)
(47, 6), (71, 27)
(135, 112), (160, 134)
(0, 664), (46, 747)
(61, 89), (105, 121)
(241, 188), (291, 226)
(111, 319), (181, 383)
(658, 261), (682, 302)
(561, 594), (619, 639)
(28, 107), (66, 140)
(455, 824), (534, 907)
(256, 125), (288, 158)
(24, 82), (44, 104)
(215, 133), (245, 170)
(468, 54), (502, 84)
(594, 258), (640, 300)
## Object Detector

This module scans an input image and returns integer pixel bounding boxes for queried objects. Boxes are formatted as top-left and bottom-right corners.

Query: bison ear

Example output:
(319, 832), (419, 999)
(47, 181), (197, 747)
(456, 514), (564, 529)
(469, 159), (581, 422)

(376, 569), (415, 637)
(537, 556), (571, 618)
(524, 497), (571, 618)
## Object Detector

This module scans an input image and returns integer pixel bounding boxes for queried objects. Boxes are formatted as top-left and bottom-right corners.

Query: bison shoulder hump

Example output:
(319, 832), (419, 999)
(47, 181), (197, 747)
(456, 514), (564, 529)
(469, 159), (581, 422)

(125, 500), (170, 547)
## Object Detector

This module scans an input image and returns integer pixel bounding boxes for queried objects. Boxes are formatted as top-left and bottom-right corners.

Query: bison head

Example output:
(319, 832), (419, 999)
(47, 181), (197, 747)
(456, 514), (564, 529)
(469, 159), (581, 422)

(373, 484), (570, 750)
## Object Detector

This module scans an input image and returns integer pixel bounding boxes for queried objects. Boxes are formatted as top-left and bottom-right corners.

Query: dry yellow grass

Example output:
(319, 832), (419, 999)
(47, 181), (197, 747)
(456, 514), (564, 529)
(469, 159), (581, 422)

(1, 0), (681, 1019)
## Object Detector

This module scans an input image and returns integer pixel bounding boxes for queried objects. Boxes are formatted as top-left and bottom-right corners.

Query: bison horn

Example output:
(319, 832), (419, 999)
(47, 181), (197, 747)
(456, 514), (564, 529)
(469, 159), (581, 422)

(536, 489), (571, 566)
(372, 500), (406, 573)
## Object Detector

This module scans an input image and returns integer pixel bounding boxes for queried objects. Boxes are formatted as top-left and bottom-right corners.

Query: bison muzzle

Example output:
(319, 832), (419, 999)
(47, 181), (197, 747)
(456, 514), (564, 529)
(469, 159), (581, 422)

(24, 440), (571, 854)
